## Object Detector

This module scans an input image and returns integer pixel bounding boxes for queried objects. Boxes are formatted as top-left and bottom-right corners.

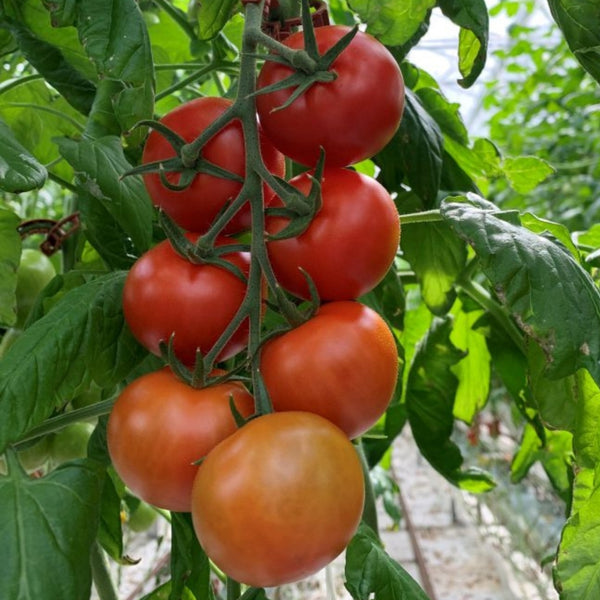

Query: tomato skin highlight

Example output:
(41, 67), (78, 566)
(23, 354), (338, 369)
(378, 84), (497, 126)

(122, 235), (250, 364)
(260, 301), (398, 439)
(142, 97), (285, 234)
(266, 168), (400, 301)
(191, 411), (364, 587)
(107, 368), (254, 513)
(256, 25), (404, 167)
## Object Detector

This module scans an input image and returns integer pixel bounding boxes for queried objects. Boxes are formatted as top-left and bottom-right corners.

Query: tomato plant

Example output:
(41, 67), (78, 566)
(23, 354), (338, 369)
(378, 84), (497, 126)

(267, 168), (400, 300)
(107, 368), (254, 512)
(2, 1), (600, 600)
(142, 97), (285, 234)
(122, 235), (251, 364)
(256, 25), (404, 167)
(260, 301), (398, 438)
(191, 411), (365, 587)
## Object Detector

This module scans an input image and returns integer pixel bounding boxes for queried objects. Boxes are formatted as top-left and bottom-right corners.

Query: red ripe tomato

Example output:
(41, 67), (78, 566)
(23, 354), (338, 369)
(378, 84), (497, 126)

(266, 168), (400, 301)
(191, 411), (364, 587)
(107, 368), (254, 512)
(260, 301), (398, 439)
(256, 25), (404, 167)
(142, 97), (285, 234)
(122, 235), (250, 364)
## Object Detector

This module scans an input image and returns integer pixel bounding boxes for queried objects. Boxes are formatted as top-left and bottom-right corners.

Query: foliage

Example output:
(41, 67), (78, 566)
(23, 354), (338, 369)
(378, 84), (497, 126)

(483, 2), (600, 231)
(0, 0), (600, 599)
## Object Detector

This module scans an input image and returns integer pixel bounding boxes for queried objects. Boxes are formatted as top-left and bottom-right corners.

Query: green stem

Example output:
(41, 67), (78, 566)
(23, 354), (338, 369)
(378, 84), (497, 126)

(0, 73), (43, 95)
(90, 541), (119, 600)
(399, 209), (444, 225)
(2, 103), (85, 131)
(47, 171), (78, 194)
(15, 399), (115, 447)
(226, 577), (241, 600)
(153, 0), (197, 41)
(155, 62), (238, 101)
(458, 276), (526, 355)
(356, 440), (379, 536)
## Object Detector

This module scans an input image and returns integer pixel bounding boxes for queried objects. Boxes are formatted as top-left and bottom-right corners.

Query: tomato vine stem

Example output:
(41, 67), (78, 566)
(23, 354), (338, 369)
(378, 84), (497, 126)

(90, 541), (120, 600)
(398, 209), (444, 225)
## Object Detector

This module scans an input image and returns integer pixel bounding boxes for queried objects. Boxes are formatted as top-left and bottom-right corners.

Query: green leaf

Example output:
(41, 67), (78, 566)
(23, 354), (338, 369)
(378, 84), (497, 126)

(0, 79), (82, 182)
(511, 424), (573, 498)
(573, 369), (600, 469)
(547, 0), (600, 84)
(443, 136), (502, 195)
(406, 315), (495, 491)
(401, 221), (467, 315)
(555, 464), (600, 599)
(441, 194), (600, 385)
(345, 522), (430, 599)
(60, 0), (155, 137)
(502, 156), (555, 194)
(416, 87), (469, 145)
(376, 89), (443, 206)
(450, 300), (491, 423)
(347, 0), (436, 46)
(4, 16), (95, 115)
(196, 0), (239, 41)
(57, 136), (153, 262)
(0, 272), (148, 453)
(97, 470), (124, 562)
(527, 341), (577, 432)
(0, 208), (21, 326)
(438, 0), (489, 87)
(0, 457), (104, 600)
(521, 212), (580, 260)
(170, 512), (215, 600)
(0, 118), (47, 193)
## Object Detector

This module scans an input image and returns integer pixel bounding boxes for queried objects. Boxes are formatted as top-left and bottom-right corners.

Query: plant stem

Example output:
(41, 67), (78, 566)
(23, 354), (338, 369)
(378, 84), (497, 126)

(15, 399), (115, 446)
(458, 276), (526, 355)
(155, 62), (238, 101)
(0, 73), (43, 95)
(226, 577), (241, 600)
(399, 209), (444, 225)
(152, 0), (197, 41)
(90, 541), (119, 600)
(356, 440), (379, 536)
(2, 102), (85, 131)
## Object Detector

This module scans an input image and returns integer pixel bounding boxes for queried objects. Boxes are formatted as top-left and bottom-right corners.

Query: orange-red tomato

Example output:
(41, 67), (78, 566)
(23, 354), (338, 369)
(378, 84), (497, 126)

(191, 411), (364, 587)
(107, 368), (254, 512)
(260, 301), (398, 439)
(142, 97), (285, 234)
(266, 168), (400, 301)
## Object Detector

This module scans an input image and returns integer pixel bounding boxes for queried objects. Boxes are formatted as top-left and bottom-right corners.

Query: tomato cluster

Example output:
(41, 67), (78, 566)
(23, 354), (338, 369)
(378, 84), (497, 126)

(111, 21), (403, 589)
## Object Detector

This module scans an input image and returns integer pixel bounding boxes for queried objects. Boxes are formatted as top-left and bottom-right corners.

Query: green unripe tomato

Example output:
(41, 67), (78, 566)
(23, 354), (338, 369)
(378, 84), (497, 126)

(15, 249), (56, 327)
(71, 382), (103, 410)
(127, 499), (159, 532)
(50, 422), (94, 463)
(18, 436), (52, 472)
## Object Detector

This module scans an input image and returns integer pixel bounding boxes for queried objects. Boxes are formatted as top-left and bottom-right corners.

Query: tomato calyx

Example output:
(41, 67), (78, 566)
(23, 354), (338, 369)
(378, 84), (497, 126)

(265, 149), (325, 240)
(124, 118), (244, 193)
(158, 211), (249, 281)
(254, 0), (359, 112)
